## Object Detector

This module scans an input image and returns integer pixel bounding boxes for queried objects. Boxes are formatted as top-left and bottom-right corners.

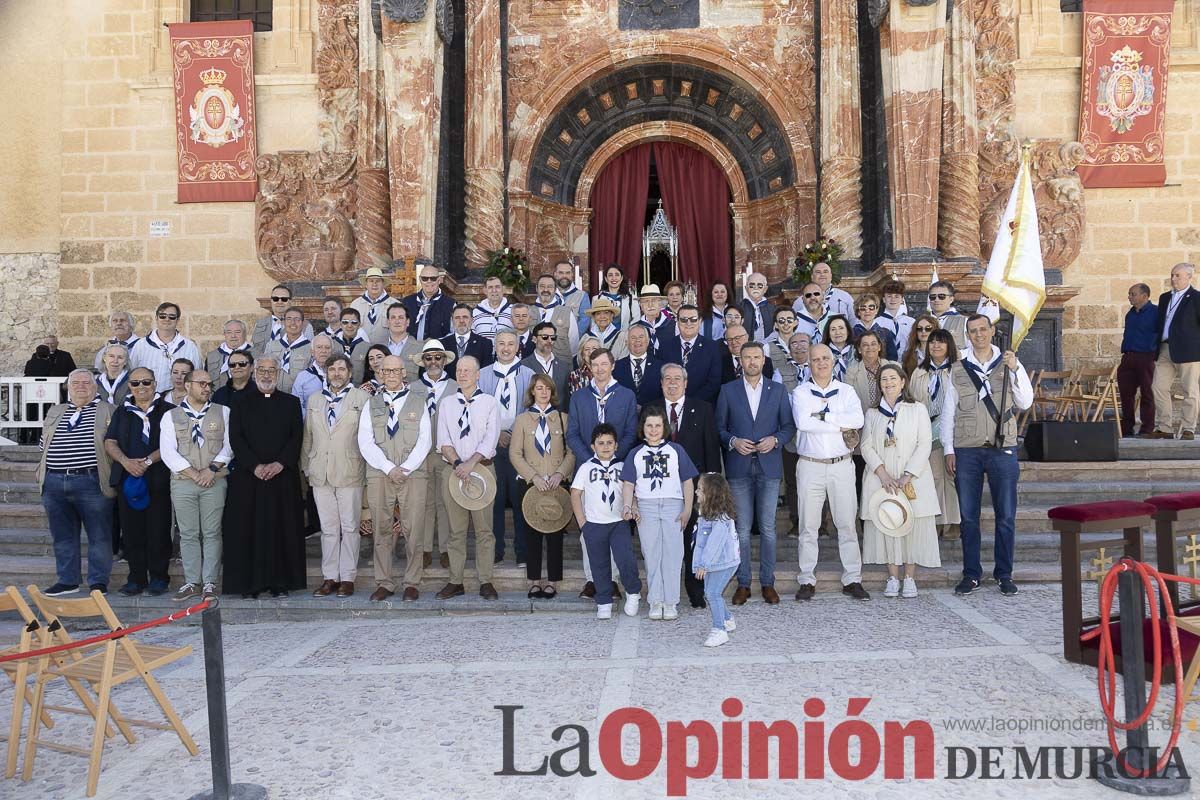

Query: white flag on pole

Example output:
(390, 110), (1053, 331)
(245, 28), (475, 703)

(982, 145), (1046, 349)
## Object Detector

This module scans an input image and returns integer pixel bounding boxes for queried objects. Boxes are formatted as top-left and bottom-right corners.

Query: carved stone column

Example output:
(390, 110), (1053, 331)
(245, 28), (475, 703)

(381, 1), (444, 261)
(463, 0), (506, 269)
(819, 0), (863, 262)
(937, 0), (981, 261)
(355, 0), (392, 269)
(879, 0), (947, 257)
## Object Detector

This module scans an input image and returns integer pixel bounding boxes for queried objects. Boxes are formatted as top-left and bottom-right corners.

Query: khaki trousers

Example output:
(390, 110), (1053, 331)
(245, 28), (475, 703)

(367, 471), (427, 591)
(170, 477), (224, 587)
(419, 453), (452, 555)
(313, 485), (363, 583)
(796, 457), (862, 587)
(442, 463), (496, 585)
(1152, 349), (1200, 434)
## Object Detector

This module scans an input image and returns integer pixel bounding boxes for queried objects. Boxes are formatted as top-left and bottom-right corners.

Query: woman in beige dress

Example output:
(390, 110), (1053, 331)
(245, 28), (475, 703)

(908, 328), (962, 538)
(861, 364), (942, 598)
(510, 373), (575, 599)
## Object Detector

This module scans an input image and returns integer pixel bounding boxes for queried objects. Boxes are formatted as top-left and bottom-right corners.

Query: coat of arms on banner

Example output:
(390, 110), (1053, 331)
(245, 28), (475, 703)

(1095, 45), (1155, 134)
(188, 67), (246, 147)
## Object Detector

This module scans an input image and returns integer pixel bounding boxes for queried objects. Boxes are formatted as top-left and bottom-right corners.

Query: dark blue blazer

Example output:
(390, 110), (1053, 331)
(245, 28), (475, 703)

(440, 331), (495, 369)
(739, 297), (777, 341)
(657, 335), (722, 406)
(566, 382), (639, 466)
(402, 292), (456, 341)
(635, 317), (678, 355)
(852, 321), (899, 362)
(715, 378), (796, 480)
(1157, 287), (1200, 363)
(613, 355), (665, 408)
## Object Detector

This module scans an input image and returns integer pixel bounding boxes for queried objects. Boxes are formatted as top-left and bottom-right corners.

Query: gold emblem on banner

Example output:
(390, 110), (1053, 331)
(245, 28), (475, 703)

(188, 67), (246, 147)
(1096, 46), (1155, 135)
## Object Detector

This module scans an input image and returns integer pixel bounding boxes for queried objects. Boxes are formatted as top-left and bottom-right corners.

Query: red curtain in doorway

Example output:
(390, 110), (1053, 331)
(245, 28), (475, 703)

(588, 143), (652, 287)
(652, 141), (732, 303)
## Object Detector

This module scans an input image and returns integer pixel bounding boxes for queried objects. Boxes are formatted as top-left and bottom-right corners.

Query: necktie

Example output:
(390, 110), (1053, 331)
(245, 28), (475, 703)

(670, 403), (680, 439)
(633, 358), (643, 389)
(590, 382), (611, 423)
(385, 389), (408, 437)
(831, 347), (849, 381)
(184, 402), (209, 447)
(733, 356), (742, 379)
(682, 340), (692, 367)
(124, 399), (152, 445)
(789, 360), (809, 385)
(457, 391), (474, 439)
(457, 336), (467, 358)
(879, 400), (897, 443)
(323, 386), (349, 429)
(534, 407), (552, 456)
(338, 332), (364, 355)
(493, 362), (517, 411)
(538, 295), (563, 322)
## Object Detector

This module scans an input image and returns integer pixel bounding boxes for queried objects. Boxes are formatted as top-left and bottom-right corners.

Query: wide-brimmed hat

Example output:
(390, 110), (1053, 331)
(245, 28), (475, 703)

(868, 487), (914, 538)
(638, 284), (664, 299)
(585, 297), (620, 317)
(411, 339), (456, 367)
(122, 475), (150, 511)
(447, 467), (497, 512)
(522, 486), (572, 533)
(359, 259), (392, 285)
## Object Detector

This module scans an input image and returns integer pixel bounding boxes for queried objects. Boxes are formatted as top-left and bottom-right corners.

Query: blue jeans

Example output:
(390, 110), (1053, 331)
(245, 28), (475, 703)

(954, 446), (1020, 581)
(42, 471), (114, 588)
(581, 521), (642, 605)
(728, 461), (780, 588)
(492, 446), (528, 562)
(704, 565), (737, 631)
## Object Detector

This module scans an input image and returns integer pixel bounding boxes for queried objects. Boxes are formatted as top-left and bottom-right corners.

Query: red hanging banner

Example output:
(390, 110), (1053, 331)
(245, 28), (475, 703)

(1076, 1), (1173, 188)
(169, 20), (258, 203)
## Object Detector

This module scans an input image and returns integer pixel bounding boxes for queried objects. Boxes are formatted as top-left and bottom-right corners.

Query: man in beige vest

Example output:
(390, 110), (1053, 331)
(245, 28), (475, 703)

(411, 339), (458, 568)
(532, 273), (580, 364)
(37, 369), (117, 596)
(358, 355), (432, 601)
(303, 354), (370, 598)
(263, 307), (313, 393)
(941, 314), (1033, 598)
(159, 369), (232, 602)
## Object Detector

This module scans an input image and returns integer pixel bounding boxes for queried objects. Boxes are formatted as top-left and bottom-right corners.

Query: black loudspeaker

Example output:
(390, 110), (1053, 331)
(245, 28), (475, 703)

(1025, 421), (1120, 462)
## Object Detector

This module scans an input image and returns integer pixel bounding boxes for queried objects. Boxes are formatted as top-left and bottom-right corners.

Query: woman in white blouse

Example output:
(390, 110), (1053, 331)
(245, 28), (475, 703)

(907, 328), (961, 538)
(822, 315), (854, 382)
(592, 264), (641, 329)
(860, 363), (941, 598)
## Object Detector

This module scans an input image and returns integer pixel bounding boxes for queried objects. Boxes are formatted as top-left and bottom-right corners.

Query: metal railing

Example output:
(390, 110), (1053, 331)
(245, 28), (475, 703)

(0, 377), (65, 445)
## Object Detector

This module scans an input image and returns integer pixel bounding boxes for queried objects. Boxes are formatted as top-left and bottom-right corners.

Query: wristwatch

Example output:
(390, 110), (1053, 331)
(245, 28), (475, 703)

(142, 456), (153, 467)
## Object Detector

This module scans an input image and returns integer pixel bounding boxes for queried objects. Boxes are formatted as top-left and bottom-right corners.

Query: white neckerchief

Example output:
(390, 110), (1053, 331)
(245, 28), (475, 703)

(217, 342), (252, 375)
(963, 345), (1004, 400)
(98, 370), (129, 401)
(334, 329), (368, 354)
(492, 360), (520, 411)
(360, 292), (392, 326)
(123, 397), (156, 443)
(148, 329), (185, 359)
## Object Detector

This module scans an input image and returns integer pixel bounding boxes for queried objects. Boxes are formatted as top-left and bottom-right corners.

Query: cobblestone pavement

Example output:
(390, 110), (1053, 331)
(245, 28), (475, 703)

(6, 584), (1200, 799)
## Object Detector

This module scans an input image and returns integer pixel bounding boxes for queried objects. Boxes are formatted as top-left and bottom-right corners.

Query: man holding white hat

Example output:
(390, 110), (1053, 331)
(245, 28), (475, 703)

(351, 260), (396, 343)
(436, 355), (501, 600)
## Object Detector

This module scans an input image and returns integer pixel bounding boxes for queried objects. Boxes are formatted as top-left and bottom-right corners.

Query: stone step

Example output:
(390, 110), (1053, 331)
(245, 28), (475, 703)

(0, 460), (37, 483)
(0, 446), (41, 463)
(1017, 460), (1200, 482)
(1115, 438), (1200, 461)
(0, 504), (51, 529)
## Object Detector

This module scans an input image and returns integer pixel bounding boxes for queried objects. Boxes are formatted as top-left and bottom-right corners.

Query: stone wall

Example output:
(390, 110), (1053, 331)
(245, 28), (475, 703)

(0, 254), (63, 375)
(1014, 1), (1200, 367)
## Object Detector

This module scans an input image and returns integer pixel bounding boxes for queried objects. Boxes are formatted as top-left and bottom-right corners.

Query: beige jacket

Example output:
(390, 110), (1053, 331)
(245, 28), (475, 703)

(509, 409), (575, 484)
(36, 401), (117, 498)
(858, 401), (940, 520)
(301, 387), (370, 487)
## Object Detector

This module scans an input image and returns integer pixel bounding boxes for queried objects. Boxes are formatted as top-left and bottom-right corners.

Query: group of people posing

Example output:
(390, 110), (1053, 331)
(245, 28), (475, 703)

(36, 259), (1033, 647)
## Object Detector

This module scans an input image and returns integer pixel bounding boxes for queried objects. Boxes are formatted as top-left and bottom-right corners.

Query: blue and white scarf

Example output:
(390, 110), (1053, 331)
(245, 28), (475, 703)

(360, 292), (392, 326)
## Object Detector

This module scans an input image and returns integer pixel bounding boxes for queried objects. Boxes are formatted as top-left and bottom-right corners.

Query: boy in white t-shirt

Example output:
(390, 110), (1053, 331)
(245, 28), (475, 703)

(570, 424), (642, 620)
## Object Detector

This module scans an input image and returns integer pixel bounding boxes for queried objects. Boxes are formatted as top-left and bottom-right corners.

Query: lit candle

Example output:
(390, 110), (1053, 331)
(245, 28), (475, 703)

(575, 262), (581, 291)
(597, 269), (603, 295)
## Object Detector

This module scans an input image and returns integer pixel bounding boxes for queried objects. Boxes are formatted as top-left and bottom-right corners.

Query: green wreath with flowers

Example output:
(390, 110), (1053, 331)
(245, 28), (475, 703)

(484, 246), (530, 294)
(791, 237), (845, 286)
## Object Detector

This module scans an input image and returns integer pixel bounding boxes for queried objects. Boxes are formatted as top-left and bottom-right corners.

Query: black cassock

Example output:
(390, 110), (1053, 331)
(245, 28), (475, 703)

(223, 390), (306, 594)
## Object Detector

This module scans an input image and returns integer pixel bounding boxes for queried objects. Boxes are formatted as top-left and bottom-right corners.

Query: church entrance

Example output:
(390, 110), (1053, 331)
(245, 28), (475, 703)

(588, 140), (733, 303)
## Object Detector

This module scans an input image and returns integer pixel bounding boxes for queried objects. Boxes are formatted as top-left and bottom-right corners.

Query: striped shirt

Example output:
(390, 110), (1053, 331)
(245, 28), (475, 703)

(44, 401), (100, 471)
(130, 331), (202, 388)
(471, 300), (513, 341)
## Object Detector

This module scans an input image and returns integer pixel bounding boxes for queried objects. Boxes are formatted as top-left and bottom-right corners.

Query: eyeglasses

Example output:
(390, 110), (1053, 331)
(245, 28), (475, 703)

(188, 380), (213, 388)
(858, 304), (878, 311)
(928, 293), (950, 301)
(420, 276), (439, 282)
(803, 291), (822, 299)
(340, 319), (359, 326)
(776, 318), (795, 325)
(748, 282), (766, 288)
(228, 361), (250, 368)
(678, 316), (699, 324)
(537, 334), (558, 341)
(157, 313), (179, 320)
(256, 368), (278, 375)
(725, 335), (747, 344)
(128, 379), (154, 387)
(380, 368), (404, 375)
(422, 354), (445, 362)
(270, 296), (291, 303)
(915, 326), (934, 333)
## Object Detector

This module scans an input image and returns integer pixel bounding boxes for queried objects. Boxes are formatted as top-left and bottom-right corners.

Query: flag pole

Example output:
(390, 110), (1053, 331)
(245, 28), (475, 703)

(993, 313), (1013, 449)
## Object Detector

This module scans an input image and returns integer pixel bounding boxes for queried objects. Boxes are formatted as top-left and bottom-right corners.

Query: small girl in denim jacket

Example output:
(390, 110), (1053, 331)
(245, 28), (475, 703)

(692, 473), (740, 647)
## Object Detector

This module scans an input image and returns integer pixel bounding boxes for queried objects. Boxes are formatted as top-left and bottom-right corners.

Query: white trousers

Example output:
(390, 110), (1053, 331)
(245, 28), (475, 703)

(796, 458), (862, 586)
(313, 485), (363, 582)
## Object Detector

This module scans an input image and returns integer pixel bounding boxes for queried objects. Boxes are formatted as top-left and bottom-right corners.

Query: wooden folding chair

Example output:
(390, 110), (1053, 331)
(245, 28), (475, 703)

(1055, 366), (1114, 422)
(0, 586), (44, 778)
(1017, 369), (1042, 434)
(1023, 369), (1073, 430)
(22, 587), (198, 797)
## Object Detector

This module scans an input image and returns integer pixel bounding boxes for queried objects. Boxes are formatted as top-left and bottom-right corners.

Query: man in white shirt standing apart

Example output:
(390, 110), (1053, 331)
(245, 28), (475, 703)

(791, 343), (868, 602)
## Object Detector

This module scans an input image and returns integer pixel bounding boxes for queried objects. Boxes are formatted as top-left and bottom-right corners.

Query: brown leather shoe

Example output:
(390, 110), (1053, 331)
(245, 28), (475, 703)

(435, 583), (465, 600)
(1146, 430), (1173, 440)
(423, 552), (432, 568)
(761, 586), (781, 605)
(1183, 431), (1195, 441)
(336, 581), (354, 597)
(312, 579), (337, 597)
(402, 586), (419, 601)
(578, 581), (596, 599)
(369, 586), (393, 602)
(731, 586), (752, 606)
(440, 552), (450, 569)
(479, 582), (499, 600)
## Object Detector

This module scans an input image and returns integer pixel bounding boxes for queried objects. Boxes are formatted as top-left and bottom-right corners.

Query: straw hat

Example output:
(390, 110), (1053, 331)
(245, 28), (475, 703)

(359, 257), (393, 285)
(447, 467), (497, 512)
(638, 284), (664, 299)
(411, 338), (456, 367)
(867, 487), (914, 538)
(522, 486), (573, 533)
(585, 297), (620, 317)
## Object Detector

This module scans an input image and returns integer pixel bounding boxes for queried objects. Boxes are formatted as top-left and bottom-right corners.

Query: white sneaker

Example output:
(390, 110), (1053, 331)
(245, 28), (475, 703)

(884, 576), (901, 598)
(623, 593), (640, 617)
(201, 583), (218, 601)
(649, 603), (664, 620)
(902, 577), (918, 598)
(724, 615), (736, 632)
(596, 603), (613, 620)
(663, 604), (679, 621)
(703, 630), (730, 647)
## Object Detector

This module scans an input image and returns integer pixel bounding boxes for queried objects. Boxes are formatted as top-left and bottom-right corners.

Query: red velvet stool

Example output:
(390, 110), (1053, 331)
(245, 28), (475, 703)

(1145, 492), (1200, 612)
(1048, 500), (1155, 665)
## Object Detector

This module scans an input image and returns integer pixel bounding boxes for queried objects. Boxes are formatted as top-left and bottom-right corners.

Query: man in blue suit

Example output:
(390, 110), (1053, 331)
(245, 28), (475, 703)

(477, 331), (535, 564)
(613, 325), (665, 409)
(657, 304), (722, 406)
(566, 348), (638, 466)
(716, 341), (796, 606)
